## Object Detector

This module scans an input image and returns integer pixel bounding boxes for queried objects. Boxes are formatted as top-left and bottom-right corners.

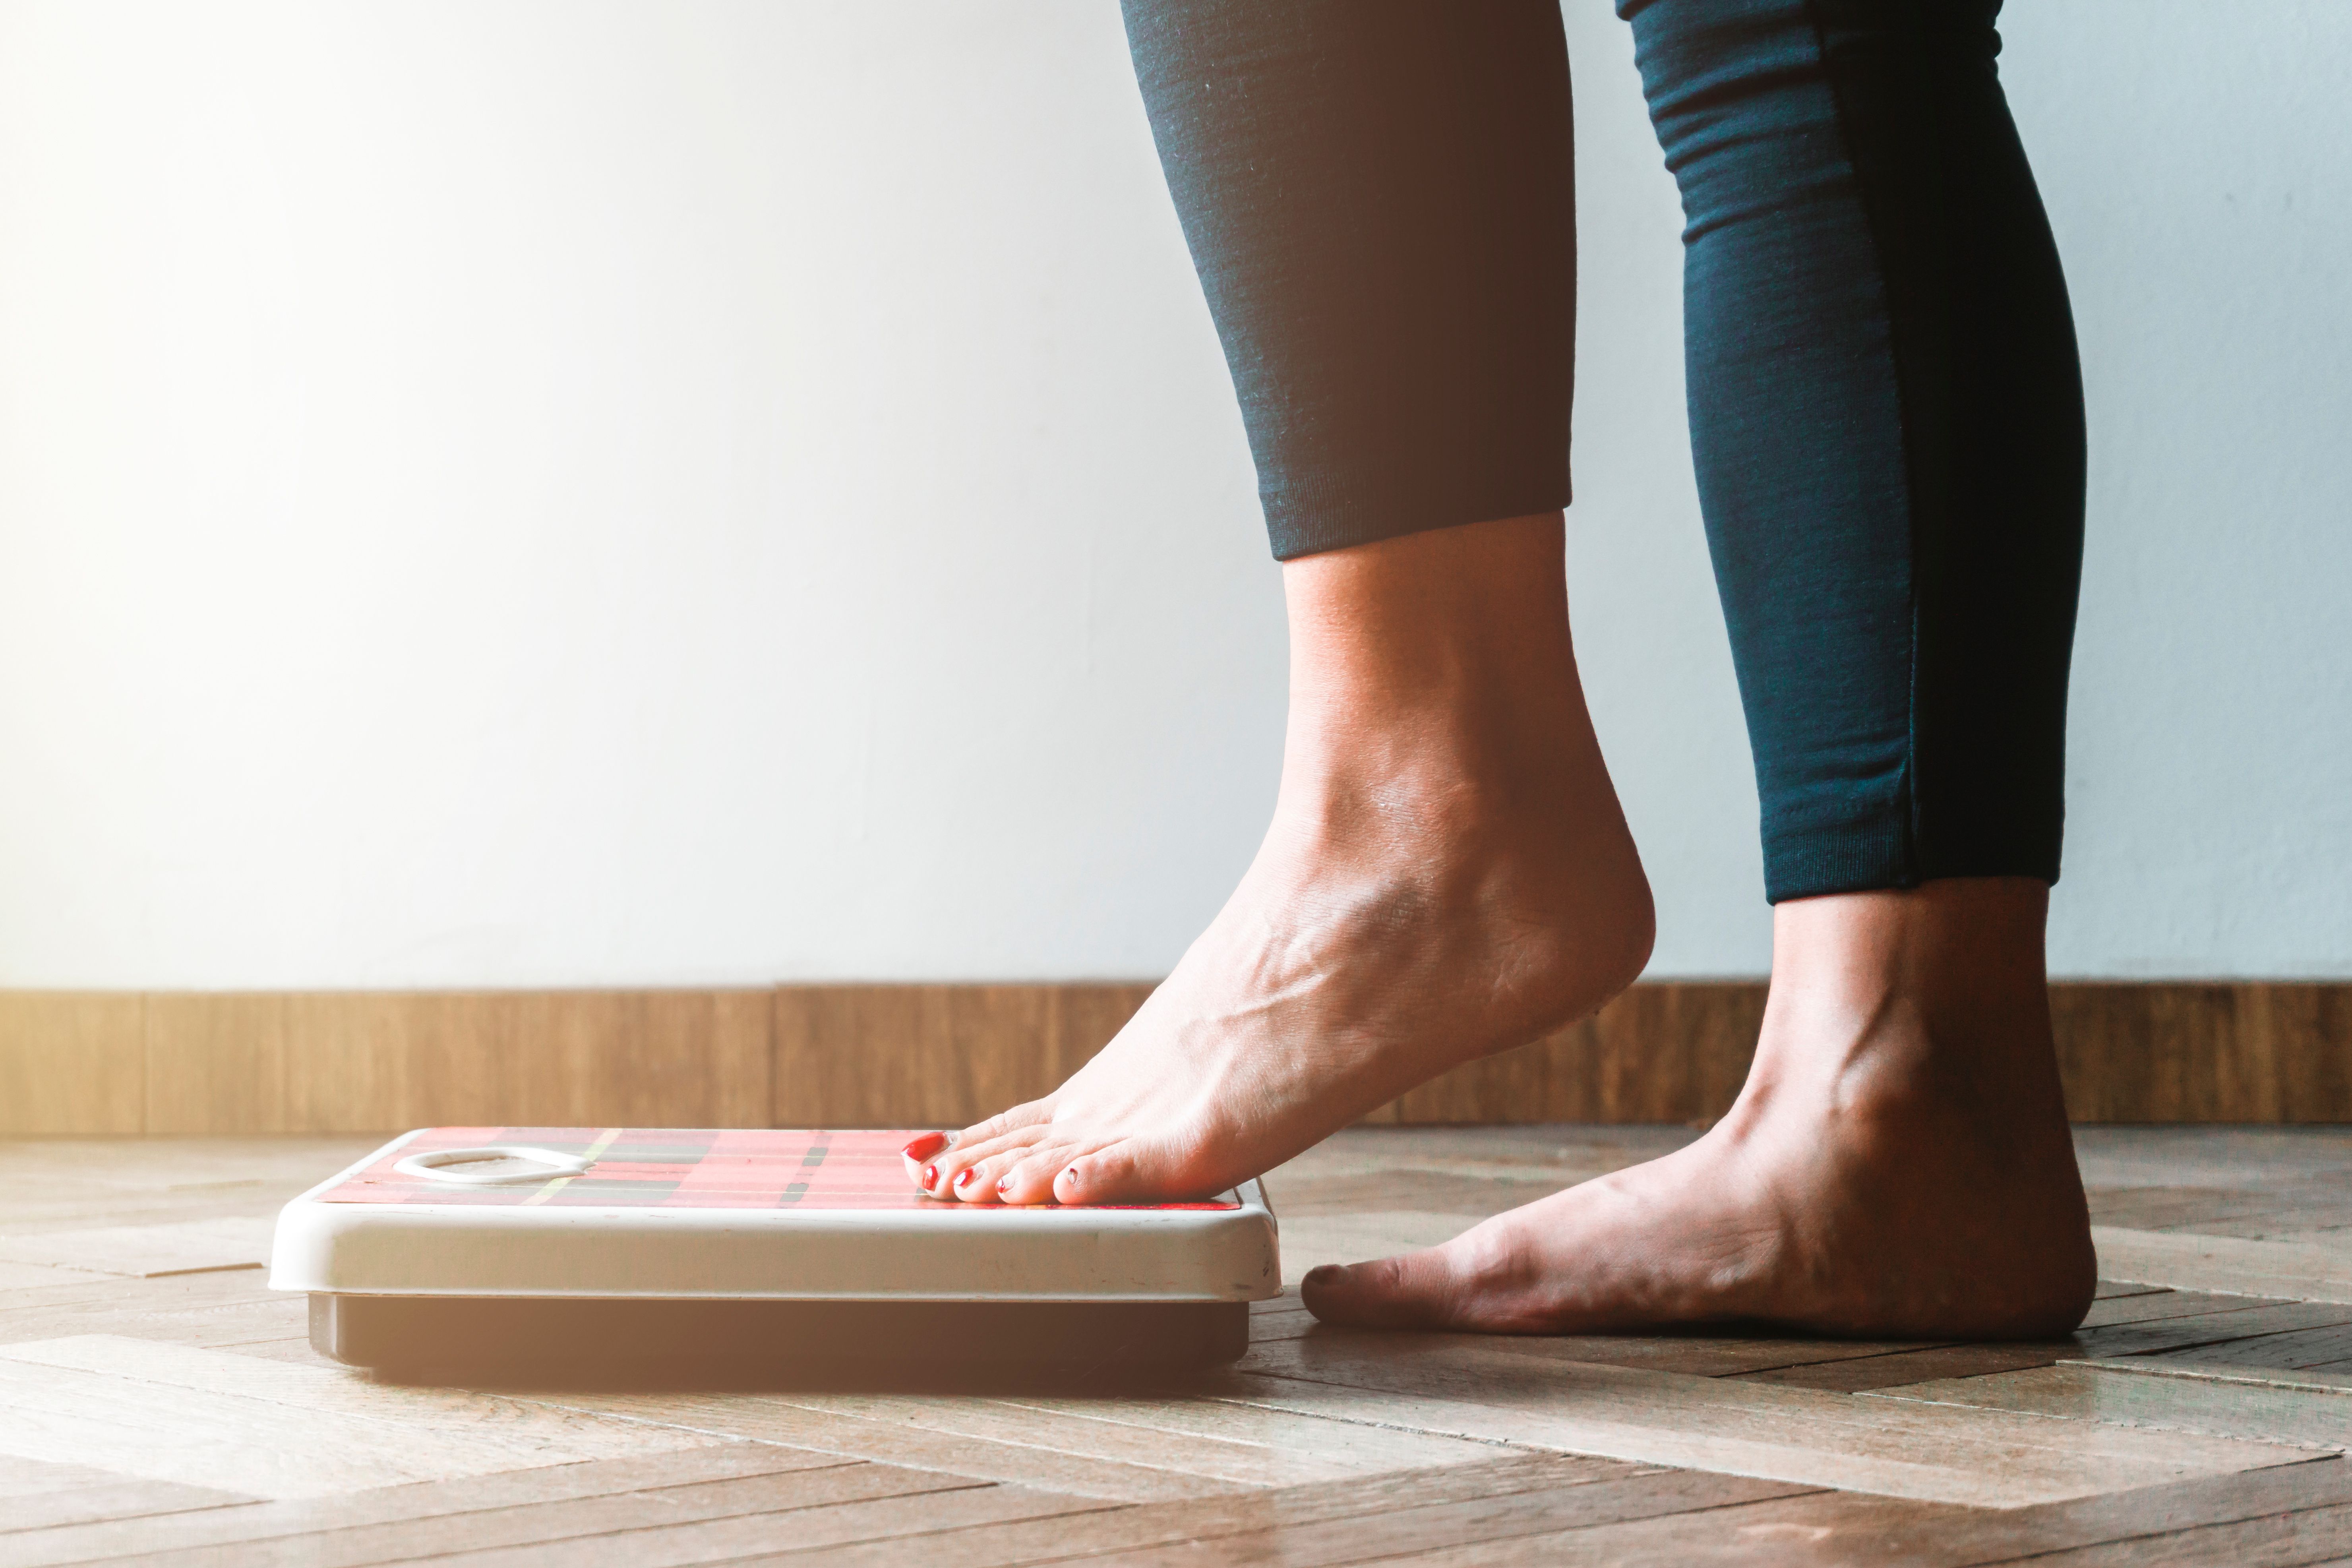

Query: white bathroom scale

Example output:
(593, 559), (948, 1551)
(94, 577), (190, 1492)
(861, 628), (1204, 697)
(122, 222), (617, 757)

(271, 1127), (1280, 1380)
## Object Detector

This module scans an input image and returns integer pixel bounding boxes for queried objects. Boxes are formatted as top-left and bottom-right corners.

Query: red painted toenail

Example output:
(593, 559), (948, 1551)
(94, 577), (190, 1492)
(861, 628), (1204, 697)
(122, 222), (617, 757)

(954, 1168), (974, 1190)
(902, 1132), (947, 1160)
(921, 1165), (937, 1187)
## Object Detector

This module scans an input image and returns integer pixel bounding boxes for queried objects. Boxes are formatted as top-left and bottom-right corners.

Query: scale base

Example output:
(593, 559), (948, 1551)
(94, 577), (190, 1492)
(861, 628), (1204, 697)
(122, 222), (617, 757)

(310, 1293), (1251, 1382)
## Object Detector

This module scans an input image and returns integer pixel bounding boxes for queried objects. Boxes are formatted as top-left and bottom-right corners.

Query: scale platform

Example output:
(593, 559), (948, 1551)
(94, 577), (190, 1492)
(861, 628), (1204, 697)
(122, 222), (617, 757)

(269, 1127), (1280, 1381)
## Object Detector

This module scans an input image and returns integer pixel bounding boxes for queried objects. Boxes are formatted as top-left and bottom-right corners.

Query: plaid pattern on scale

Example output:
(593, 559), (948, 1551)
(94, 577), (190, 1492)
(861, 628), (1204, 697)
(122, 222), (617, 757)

(320, 1128), (1242, 1211)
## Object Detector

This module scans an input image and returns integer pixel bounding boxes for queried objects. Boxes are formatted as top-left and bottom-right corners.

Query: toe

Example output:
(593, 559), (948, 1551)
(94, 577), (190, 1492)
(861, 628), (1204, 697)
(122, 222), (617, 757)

(1299, 1248), (1466, 1329)
(991, 1145), (1076, 1206)
(899, 1130), (950, 1189)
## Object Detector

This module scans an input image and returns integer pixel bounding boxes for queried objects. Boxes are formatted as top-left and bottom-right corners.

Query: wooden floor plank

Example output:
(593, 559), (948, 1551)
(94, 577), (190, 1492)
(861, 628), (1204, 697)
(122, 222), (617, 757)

(1733, 1297), (2347, 1393)
(0, 1264), (109, 1291)
(2174, 1213), (2352, 1245)
(0, 1198), (287, 1238)
(2065, 1361), (2352, 1399)
(554, 1387), (1501, 1496)
(1, 1299), (305, 1354)
(2082, 1288), (2298, 1327)
(2136, 1324), (2352, 1374)
(0, 1445), (825, 1568)
(0, 1266), (284, 1315)
(403, 1483), (1113, 1568)
(543, 1393), (1281, 1502)
(973, 1392), (1506, 1477)
(0, 1336), (716, 1499)
(2082, 1302), (2352, 1359)
(765, 1455), (1628, 1568)
(1754, 1303), (2352, 1393)
(1380, 1456), (2352, 1567)
(212, 1335), (344, 1365)
(2098, 1280), (2180, 1301)
(1870, 1363), (2352, 1454)
(2096, 1227), (2352, 1304)
(0, 1218), (272, 1277)
(2091, 1187), (2282, 1231)
(0, 1454), (192, 1500)
(0, 1483), (252, 1536)
(1224, 1338), (2311, 1506)
(1478, 1328), (1953, 1381)
(1274, 1319), (1952, 1381)
(724, 1394), (1395, 1489)
(1740, 1343), (2079, 1394)
(1376, 1489), (1964, 1566)
(1055, 1469), (1811, 1568)
(99, 1462), (981, 1568)
(1982, 1501), (2352, 1567)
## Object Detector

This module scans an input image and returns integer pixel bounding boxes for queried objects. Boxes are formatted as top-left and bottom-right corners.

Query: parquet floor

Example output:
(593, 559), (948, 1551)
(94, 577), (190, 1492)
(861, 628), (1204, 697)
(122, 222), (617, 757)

(7, 1128), (2352, 1564)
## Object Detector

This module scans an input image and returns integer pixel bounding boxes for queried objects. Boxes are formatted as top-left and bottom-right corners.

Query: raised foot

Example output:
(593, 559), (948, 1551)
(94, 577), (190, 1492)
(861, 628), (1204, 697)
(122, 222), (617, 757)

(906, 513), (1654, 1208)
(907, 809), (1653, 1206)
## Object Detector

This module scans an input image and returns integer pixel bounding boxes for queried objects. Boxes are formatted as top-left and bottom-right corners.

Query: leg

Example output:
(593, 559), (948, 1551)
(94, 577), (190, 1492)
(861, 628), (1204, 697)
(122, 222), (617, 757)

(910, 2), (1655, 1205)
(1307, 0), (2096, 1337)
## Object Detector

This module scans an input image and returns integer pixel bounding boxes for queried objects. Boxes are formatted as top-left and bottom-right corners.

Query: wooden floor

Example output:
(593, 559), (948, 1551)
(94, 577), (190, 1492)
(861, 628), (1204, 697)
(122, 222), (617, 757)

(8, 1129), (2352, 1563)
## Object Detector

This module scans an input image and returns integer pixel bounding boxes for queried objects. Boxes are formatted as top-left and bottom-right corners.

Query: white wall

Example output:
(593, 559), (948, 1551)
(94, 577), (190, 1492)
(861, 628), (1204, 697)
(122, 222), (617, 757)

(0, 1), (2343, 987)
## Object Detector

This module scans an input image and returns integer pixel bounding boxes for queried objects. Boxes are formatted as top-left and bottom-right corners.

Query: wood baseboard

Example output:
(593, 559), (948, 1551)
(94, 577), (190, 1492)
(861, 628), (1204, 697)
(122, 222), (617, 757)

(1, 981), (2345, 1135)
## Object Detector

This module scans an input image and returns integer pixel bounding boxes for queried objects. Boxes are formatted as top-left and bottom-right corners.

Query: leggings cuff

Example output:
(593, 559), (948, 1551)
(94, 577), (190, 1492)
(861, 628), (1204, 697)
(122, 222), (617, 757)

(1268, 467), (1573, 561)
(1764, 818), (2064, 902)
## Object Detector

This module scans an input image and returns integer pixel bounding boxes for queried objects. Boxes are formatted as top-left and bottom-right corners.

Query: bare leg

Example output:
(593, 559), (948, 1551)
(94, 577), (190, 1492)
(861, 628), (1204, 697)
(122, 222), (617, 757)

(908, 513), (1654, 1205)
(1302, 877), (2095, 1339)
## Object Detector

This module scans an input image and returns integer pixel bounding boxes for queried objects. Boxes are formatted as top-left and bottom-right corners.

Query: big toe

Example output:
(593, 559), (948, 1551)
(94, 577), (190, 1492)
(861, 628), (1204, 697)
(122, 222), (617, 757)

(1299, 1248), (1468, 1330)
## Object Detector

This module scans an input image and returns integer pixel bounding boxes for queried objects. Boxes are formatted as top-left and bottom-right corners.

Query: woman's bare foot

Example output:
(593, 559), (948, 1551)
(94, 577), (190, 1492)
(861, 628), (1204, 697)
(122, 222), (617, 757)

(906, 514), (1655, 1206)
(1301, 879), (2096, 1340)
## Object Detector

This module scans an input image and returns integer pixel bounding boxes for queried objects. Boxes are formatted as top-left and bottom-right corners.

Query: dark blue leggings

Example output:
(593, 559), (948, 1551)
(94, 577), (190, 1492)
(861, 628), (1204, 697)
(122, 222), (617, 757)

(1123, 0), (2085, 902)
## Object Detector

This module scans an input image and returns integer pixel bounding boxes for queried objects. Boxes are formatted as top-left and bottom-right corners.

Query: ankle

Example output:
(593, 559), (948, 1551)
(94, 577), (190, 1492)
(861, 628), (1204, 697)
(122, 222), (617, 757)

(1275, 517), (1624, 842)
(1742, 878), (2069, 1129)
(1261, 511), (1655, 1000)
(1281, 514), (1587, 736)
(1765, 878), (2050, 1034)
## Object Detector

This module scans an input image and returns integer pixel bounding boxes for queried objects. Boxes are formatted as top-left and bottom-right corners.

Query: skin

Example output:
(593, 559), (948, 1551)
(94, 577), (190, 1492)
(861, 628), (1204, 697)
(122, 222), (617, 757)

(904, 511), (2096, 1339)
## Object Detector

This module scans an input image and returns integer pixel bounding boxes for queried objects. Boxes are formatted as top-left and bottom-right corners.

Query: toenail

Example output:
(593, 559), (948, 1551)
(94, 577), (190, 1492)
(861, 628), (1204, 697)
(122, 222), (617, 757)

(902, 1132), (947, 1160)
(954, 1168), (974, 1190)
(995, 1176), (1011, 1194)
(921, 1165), (937, 1187)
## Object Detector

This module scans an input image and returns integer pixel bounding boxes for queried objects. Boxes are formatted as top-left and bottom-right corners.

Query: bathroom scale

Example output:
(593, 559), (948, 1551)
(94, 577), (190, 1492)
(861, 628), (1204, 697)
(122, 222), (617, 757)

(270, 1127), (1280, 1380)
